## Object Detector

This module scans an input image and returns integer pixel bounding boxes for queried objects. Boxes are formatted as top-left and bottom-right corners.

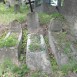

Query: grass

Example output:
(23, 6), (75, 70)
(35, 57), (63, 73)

(0, 3), (64, 25)
(39, 12), (64, 25)
(29, 34), (45, 52)
(0, 3), (29, 25)
(60, 59), (77, 75)
(19, 29), (27, 62)
(44, 36), (58, 71)
(0, 33), (18, 47)
(0, 59), (29, 77)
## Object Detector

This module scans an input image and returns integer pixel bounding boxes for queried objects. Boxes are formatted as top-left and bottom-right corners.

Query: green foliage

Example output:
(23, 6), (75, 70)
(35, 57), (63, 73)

(19, 29), (27, 62)
(57, 32), (71, 54)
(61, 60), (77, 74)
(0, 59), (29, 77)
(39, 13), (52, 25)
(44, 36), (58, 71)
(39, 13), (64, 25)
(21, 29), (27, 52)
(50, 55), (58, 71)
(51, 13), (64, 20)
(0, 3), (28, 24)
(0, 34), (18, 48)
(12, 64), (29, 77)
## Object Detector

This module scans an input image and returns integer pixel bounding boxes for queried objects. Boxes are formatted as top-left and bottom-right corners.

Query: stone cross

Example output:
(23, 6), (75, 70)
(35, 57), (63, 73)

(26, 0), (34, 12)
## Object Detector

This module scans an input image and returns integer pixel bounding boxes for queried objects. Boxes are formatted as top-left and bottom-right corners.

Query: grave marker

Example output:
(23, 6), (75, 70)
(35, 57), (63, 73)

(27, 12), (39, 33)
(26, 0), (35, 12)
(0, 21), (22, 65)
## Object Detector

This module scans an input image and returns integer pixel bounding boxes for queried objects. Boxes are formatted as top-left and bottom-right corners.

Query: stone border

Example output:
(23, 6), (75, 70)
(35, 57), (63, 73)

(48, 30), (69, 66)
(26, 34), (51, 74)
(0, 30), (22, 65)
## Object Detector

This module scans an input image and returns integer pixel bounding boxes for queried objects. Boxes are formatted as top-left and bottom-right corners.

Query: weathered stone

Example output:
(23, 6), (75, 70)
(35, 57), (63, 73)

(48, 30), (68, 66)
(0, 21), (22, 65)
(26, 34), (51, 74)
(49, 18), (63, 32)
(27, 12), (39, 33)
(34, 1), (58, 14)
(9, 20), (22, 33)
(0, 32), (22, 65)
(60, 0), (77, 40)
(14, 3), (20, 13)
(5, 1), (10, 9)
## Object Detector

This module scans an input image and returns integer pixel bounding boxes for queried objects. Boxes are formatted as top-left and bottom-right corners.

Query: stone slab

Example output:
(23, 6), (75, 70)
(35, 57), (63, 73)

(0, 31), (22, 65)
(27, 12), (40, 33)
(9, 20), (22, 33)
(26, 34), (51, 74)
(48, 30), (69, 66)
(49, 18), (63, 32)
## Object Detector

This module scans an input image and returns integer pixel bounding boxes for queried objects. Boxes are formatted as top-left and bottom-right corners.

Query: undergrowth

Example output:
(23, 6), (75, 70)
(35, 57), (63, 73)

(0, 3), (28, 24)
(0, 59), (29, 77)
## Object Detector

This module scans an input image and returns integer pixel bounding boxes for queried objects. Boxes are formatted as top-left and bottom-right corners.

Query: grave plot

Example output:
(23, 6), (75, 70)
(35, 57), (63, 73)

(26, 33), (51, 74)
(0, 21), (22, 65)
(48, 19), (77, 66)
(48, 23), (77, 69)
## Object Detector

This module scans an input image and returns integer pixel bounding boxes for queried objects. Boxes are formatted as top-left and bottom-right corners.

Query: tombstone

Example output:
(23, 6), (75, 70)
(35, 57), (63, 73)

(25, 1), (52, 74)
(5, 1), (10, 9)
(48, 19), (77, 66)
(48, 30), (69, 66)
(9, 20), (21, 33)
(26, 34), (52, 74)
(27, 12), (39, 33)
(0, 21), (22, 65)
(49, 18), (63, 32)
(14, 2), (20, 13)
